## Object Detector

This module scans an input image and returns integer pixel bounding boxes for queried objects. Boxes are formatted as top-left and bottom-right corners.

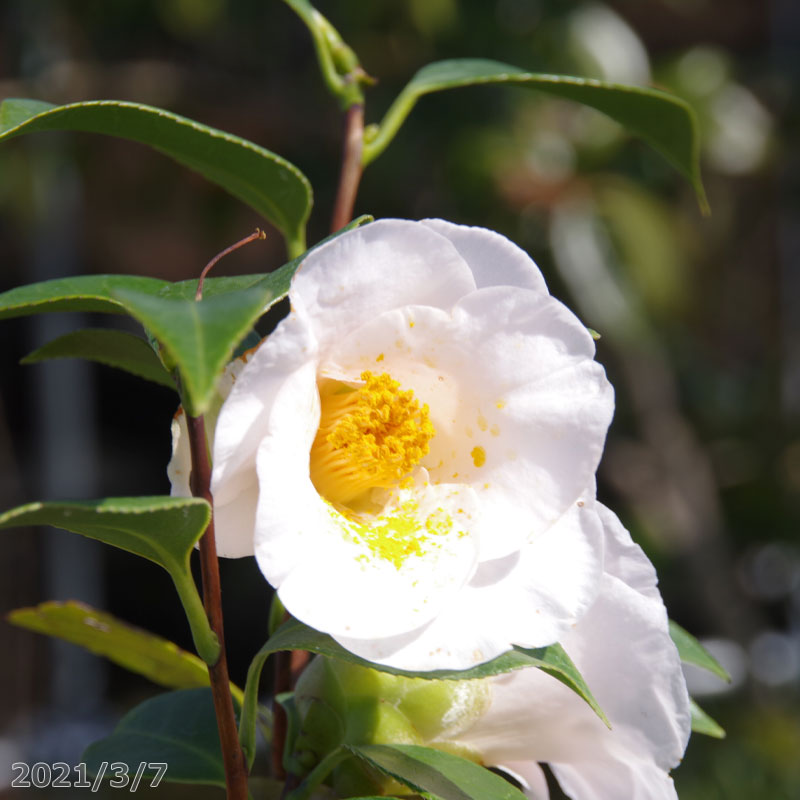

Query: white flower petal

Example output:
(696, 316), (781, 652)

(451, 505), (690, 798)
(325, 286), (613, 559)
(211, 481), (259, 558)
(270, 481), (481, 639)
(335, 498), (603, 670)
(291, 219), (476, 355)
(210, 311), (317, 507)
(421, 219), (548, 294)
(167, 358), (258, 557)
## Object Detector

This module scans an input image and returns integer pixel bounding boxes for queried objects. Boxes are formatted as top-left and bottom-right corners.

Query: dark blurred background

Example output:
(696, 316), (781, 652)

(0, 0), (798, 797)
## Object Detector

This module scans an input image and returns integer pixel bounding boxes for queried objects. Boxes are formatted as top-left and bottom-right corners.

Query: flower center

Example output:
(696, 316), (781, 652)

(310, 371), (435, 506)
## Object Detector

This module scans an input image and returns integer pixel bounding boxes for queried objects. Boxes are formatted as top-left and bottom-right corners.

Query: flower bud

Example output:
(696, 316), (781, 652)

(293, 656), (491, 795)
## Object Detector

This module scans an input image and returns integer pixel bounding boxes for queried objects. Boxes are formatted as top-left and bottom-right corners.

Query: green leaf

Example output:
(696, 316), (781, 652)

(111, 285), (273, 416)
(83, 688), (235, 788)
(21, 328), (175, 389)
(238, 618), (607, 760)
(669, 621), (731, 683)
(363, 58), (707, 212)
(347, 744), (527, 800)
(690, 698), (726, 739)
(0, 98), (312, 255)
(7, 600), (213, 691)
(0, 497), (218, 664)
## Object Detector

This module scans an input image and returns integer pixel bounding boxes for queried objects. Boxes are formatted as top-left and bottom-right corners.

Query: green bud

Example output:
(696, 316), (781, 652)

(292, 656), (492, 792)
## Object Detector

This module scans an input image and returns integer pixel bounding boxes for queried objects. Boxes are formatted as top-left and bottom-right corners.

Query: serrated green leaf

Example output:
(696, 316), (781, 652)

(7, 600), (210, 691)
(0, 98), (312, 255)
(0, 497), (218, 663)
(364, 58), (707, 212)
(21, 328), (175, 388)
(83, 688), (235, 788)
(347, 744), (527, 800)
(110, 285), (273, 416)
(690, 698), (726, 739)
(670, 621), (731, 683)
(238, 618), (607, 763)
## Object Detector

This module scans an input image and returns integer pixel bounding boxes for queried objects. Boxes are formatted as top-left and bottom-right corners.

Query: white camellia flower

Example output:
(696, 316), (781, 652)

(169, 219), (615, 671)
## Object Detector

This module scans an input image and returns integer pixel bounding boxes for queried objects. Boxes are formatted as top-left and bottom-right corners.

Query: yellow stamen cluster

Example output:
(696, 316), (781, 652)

(310, 371), (435, 506)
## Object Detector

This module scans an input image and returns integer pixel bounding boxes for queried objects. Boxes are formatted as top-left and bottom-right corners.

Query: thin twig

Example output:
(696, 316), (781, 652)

(195, 228), (266, 301)
(187, 410), (249, 800)
(329, 104), (365, 233)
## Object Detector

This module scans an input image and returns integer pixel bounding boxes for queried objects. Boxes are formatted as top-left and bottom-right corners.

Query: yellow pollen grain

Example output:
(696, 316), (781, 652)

(496, 400), (505, 410)
(310, 371), (435, 506)
(376, 353), (384, 362)
(409, 320), (415, 328)
(490, 424), (500, 437)
(340, 499), (455, 570)
(477, 414), (488, 432)
(471, 446), (486, 468)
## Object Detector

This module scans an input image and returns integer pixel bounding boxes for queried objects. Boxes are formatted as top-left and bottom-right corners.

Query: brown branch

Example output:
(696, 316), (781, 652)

(187, 414), (249, 800)
(330, 104), (365, 233)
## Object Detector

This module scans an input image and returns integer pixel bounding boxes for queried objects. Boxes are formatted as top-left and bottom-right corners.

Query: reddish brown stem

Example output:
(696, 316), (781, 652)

(187, 414), (249, 800)
(330, 104), (365, 233)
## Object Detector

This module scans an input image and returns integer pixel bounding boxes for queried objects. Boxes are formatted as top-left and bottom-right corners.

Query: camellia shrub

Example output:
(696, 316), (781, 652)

(1, 2), (729, 798)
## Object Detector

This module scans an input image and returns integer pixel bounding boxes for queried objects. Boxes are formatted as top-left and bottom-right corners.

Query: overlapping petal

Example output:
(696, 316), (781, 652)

(335, 495), (603, 669)
(451, 505), (691, 799)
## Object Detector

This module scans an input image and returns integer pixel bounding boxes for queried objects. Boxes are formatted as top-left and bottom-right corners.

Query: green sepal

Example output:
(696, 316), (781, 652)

(363, 58), (708, 212)
(275, 693), (304, 776)
(0, 98), (312, 256)
(21, 328), (175, 389)
(0, 497), (218, 664)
